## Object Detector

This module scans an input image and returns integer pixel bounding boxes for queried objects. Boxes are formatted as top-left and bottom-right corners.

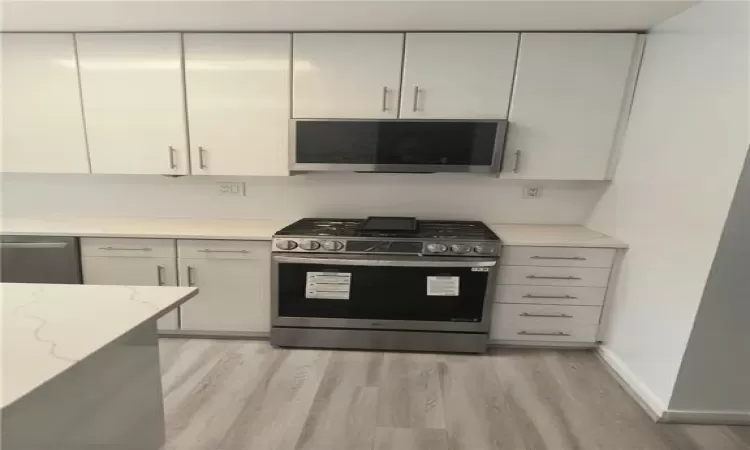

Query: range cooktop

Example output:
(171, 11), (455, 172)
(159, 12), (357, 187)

(272, 217), (500, 256)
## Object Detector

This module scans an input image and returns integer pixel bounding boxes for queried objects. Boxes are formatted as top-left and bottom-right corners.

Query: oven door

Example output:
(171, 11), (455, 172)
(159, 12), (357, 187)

(272, 253), (497, 333)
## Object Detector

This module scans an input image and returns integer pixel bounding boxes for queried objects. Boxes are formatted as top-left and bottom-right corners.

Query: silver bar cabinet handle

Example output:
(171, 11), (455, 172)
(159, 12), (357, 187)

(381, 86), (389, 112)
(187, 266), (196, 286)
(517, 331), (572, 336)
(412, 86), (420, 112)
(197, 249), (249, 254)
(198, 146), (207, 169)
(526, 275), (582, 280)
(520, 312), (573, 318)
(0, 242), (68, 249)
(156, 265), (166, 286)
(530, 256), (586, 261)
(168, 146), (177, 169)
(518, 331), (572, 337)
(513, 150), (521, 173)
(99, 246), (152, 252)
(523, 294), (578, 300)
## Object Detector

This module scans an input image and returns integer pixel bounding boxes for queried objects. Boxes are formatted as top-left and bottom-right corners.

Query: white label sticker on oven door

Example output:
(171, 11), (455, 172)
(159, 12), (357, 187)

(427, 276), (460, 296)
(306, 272), (352, 300)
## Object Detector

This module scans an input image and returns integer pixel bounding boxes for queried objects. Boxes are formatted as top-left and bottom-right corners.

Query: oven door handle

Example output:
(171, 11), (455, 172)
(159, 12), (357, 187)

(273, 255), (497, 268)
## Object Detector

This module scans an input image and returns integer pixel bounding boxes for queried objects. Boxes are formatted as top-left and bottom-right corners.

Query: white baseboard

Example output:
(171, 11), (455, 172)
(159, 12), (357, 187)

(661, 409), (750, 425)
(595, 347), (667, 421)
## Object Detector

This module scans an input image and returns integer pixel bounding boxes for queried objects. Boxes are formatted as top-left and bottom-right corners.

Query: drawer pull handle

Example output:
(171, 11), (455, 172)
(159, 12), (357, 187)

(518, 331), (571, 337)
(523, 294), (578, 299)
(530, 256), (586, 261)
(99, 246), (152, 252)
(520, 312), (573, 318)
(197, 249), (250, 254)
(526, 275), (582, 280)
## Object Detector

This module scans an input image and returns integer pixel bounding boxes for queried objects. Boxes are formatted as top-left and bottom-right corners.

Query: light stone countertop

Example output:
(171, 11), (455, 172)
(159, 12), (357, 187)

(0, 283), (198, 409)
(0, 216), (626, 248)
(0, 216), (288, 241)
(488, 224), (628, 249)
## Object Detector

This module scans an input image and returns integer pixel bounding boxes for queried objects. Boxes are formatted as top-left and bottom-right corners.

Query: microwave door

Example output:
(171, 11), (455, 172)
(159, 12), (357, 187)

(290, 120), (506, 174)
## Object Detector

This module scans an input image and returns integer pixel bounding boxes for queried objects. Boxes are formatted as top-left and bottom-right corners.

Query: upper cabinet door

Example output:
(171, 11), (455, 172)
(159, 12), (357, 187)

(185, 34), (291, 176)
(400, 33), (519, 119)
(77, 33), (189, 175)
(505, 33), (640, 180)
(1, 33), (89, 173)
(293, 33), (404, 119)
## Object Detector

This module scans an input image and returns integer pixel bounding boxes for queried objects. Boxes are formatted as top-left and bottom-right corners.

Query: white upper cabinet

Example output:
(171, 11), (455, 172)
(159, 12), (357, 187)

(184, 34), (291, 176)
(293, 33), (404, 119)
(400, 33), (519, 119)
(1, 33), (89, 173)
(504, 33), (641, 180)
(76, 33), (189, 175)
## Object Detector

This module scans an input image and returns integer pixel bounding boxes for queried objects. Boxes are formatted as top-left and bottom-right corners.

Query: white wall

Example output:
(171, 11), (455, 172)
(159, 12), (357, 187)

(0, 173), (607, 224)
(669, 149), (750, 415)
(1, 1), (694, 32)
(586, 0), (749, 412)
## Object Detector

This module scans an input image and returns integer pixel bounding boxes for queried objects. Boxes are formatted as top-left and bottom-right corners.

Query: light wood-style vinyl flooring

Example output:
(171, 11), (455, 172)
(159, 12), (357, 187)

(159, 339), (750, 450)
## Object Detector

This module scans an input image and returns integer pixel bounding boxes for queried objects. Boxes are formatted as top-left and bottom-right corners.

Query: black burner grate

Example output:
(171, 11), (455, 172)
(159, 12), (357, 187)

(275, 218), (497, 241)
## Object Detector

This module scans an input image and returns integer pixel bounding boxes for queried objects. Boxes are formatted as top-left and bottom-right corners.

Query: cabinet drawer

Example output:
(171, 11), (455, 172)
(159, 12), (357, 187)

(500, 246), (615, 268)
(498, 265), (610, 287)
(490, 304), (600, 342)
(81, 238), (176, 258)
(494, 285), (606, 306)
(178, 239), (270, 260)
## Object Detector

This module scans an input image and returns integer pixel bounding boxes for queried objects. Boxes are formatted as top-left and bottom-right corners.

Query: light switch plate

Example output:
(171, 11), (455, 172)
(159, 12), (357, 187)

(217, 182), (245, 196)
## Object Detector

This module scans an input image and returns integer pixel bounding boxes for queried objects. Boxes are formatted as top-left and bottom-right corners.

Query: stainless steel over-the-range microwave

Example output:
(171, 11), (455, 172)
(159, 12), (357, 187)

(289, 119), (509, 174)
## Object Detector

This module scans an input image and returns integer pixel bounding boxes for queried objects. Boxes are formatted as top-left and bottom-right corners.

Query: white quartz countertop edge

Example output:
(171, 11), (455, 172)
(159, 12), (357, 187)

(0, 217), (628, 249)
(488, 224), (628, 249)
(0, 216), (287, 241)
(1, 283), (198, 409)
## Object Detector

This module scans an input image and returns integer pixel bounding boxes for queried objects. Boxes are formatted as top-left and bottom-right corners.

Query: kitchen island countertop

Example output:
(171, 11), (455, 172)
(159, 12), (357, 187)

(1, 283), (197, 409)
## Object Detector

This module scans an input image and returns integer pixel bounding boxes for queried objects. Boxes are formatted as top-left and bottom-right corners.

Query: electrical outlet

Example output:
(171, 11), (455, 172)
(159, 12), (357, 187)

(523, 186), (543, 199)
(217, 182), (245, 197)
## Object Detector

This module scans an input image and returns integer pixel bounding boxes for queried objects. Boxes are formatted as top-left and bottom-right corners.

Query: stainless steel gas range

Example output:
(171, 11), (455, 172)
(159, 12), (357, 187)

(270, 217), (501, 353)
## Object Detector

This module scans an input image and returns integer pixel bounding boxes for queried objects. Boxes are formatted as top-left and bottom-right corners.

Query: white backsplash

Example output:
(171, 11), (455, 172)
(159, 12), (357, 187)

(0, 173), (608, 224)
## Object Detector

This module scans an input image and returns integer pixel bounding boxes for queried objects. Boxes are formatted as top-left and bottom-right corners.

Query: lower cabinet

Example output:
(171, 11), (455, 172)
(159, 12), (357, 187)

(177, 240), (271, 333)
(80, 238), (179, 330)
(81, 237), (272, 335)
(490, 304), (601, 343)
(491, 246), (617, 346)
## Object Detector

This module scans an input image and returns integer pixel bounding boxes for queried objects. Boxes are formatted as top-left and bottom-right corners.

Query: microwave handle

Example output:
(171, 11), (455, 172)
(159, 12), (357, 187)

(273, 255), (496, 268)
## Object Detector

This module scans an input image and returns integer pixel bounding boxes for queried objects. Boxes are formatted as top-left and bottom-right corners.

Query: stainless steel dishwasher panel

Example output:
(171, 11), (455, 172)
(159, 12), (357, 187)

(0, 236), (82, 284)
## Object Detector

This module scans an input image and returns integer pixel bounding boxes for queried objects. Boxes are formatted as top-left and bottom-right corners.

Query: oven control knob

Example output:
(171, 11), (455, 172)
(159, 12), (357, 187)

(425, 243), (448, 253)
(474, 244), (495, 254)
(323, 240), (344, 251)
(299, 239), (321, 251)
(451, 244), (472, 254)
(275, 239), (298, 251)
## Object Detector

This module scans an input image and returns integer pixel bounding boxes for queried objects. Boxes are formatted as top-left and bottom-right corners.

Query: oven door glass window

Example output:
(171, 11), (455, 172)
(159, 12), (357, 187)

(277, 262), (490, 322)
